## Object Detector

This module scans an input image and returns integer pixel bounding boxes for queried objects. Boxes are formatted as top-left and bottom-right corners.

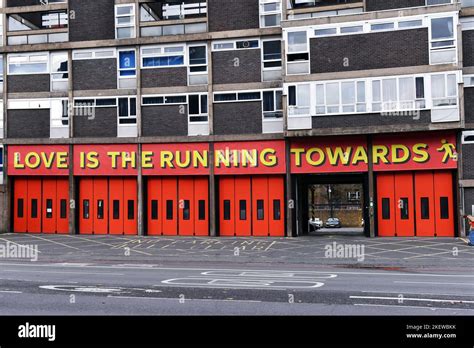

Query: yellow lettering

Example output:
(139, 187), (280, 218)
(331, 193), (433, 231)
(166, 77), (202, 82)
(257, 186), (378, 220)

(413, 143), (429, 163)
(392, 145), (410, 164)
(161, 151), (174, 169)
(194, 150), (208, 168)
(14, 153), (25, 169)
(291, 148), (305, 167)
(372, 145), (389, 164)
(242, 150), (258, 167)
(122, 152), (136, 169)
(306, 148), (325, 166)
(215, 149), (230, 168)
(260, 148), (277, 167)
(327, 147), (352, 166)
(25, 152), (41, 169)
(142, 151), (154, 169)
(108, 152), (120, 169)
(86, 152), (99, 169)
(352, 146), (368, 165)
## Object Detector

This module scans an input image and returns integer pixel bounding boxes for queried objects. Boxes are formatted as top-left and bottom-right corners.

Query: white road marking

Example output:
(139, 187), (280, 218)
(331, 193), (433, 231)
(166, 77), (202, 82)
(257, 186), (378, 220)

(107, 295), (262, 303)
(201, 270), (337, 279)
(0, 290), (22, 294)
(394, 281), (474, 286)
(2, 269), (124, 276)
(28, 235), (83, 251)
(350, 295), (474, 304)
(67, 235), (153, 256)
(353, 303), (474, 311)
(361, 290), (474, 297)
(162, 277), (325, 289)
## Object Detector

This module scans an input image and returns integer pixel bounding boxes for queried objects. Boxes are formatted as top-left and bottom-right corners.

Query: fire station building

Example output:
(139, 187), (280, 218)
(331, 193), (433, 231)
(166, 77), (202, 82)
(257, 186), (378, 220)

(0, 0), (472, 238)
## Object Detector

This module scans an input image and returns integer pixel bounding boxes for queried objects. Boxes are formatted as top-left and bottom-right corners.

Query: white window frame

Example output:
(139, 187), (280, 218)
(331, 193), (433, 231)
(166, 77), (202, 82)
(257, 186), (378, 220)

(464, 74), (474, 87)
(429, 14), (458, 65)
(72, 48), (117, 60)
(213, 90), (262, 103)
(262, 38), (282, 71)
(462, 131), (474, 144)
(262, 89), (283, 121)
(188, 93), (209, 124)
(118, 96), (137, 125)
(7, 52), (49, 75)
(430, 72), (459, 108)
(287, 84), (311, 116)
(259, 0), (282, 28)
(117, 48), (137, 89)
(188, 43), (208, 86)
(141, 94), (188, 106)
(140, 44), (186, 69)
(115, 4), (136, 39)
(212, 38), (260, 52)
(285, 30), (310, 75)
(50, 51), (68, 92)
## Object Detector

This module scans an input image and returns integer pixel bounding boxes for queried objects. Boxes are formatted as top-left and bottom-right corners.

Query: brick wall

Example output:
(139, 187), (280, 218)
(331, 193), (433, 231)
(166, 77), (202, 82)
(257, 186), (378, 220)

(141, 68), (188, 89)
(365, 0), (425, 12)
(208, 0), (259, 32)
(465, 88), (474, 125)
(463, 30), (474, 68)
(310, 28), (429, 74)
(7, 109), (50, 138)
(7, 75), (50, 94)
(69, 0), (115, 42)
(74, 107), (117, 138)
(214, 102), (262, 135)
(142, 105), (188, 137)
(212, 49), (262, 85)
(73, 59), (117, 91)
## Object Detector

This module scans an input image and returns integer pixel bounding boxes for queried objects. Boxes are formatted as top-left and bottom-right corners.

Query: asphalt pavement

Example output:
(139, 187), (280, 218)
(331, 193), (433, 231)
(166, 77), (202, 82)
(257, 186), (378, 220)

(0, 233), (472, 315)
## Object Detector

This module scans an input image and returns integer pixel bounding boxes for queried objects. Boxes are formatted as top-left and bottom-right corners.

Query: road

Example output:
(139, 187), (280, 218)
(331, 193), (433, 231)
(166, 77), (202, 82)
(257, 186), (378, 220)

(0, 261), (473, 315)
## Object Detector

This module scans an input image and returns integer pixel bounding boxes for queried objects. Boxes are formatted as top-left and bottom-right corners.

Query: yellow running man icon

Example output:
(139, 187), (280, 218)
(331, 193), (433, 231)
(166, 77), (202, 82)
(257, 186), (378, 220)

(437, 139), (457, 163)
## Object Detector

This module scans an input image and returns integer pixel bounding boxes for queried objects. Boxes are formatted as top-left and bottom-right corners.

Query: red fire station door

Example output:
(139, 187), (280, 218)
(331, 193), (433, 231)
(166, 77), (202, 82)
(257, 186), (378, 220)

(13, 178), (28, 233)
(219, 177), (235, 237)
(42, 178), (69, 234)
(252, 176), (270, 237)
(27, 179), (42, 234)
(147, 178), (162, 236)
(414, 172), (436, 237)
(162, 177), (178, 236)
(434, 171), (454, 237)
(394, 173), (415, 237)
(235, 177), (251, 237)
(194, 177), (209, 236)
(377, 174), (396, 237)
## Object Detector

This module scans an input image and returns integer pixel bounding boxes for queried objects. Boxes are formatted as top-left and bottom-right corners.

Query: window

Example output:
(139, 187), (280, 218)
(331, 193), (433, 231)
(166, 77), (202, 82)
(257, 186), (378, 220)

(427, 0), (452, 4)
(273, 200), (281, 220)
(188, 44), (208, 85)
(119, 50), (136, 77)
(316, 81), (366, 115)
(462, 131), (474, 144)
(60, 199), (67, 219)
(440, 197), (449, 219)
(223, 200), (231, 220)
(371, 22), (395, 31)
(198, 200), (206, 221)
(260, 0), (281, 28)
(73, 49), (116, 60)
(372, 76), (426, 111)
(263, 90), (283, 119)
(340, 26), (363, 34)
(8, 53), (48, 74)
(213, 39), (260, 51)
(239, 200), (247, 220)
(288, 84), (310, 116)
(118, 97), (137, 125)
(97, 200), (104, 220)
(188, 94), (208, 123)
(430, 16), (456, 64)
(287, 31), (309, 74)
(83, 200), (90, 219)
(431, 73), (457, 107)
(115, 4), (136, 39)
(183, 200), (190, 220)
(263, 40), (282, 68)
(151, 200), (159, 220)
(142, 95), (187, 105)
(166, 200), (173, 220)
(18, 199), (24, 218)
(315, 28), (337, 37)
(50, 52), (68, 92)
(214, 91), (261, 102)
(118, 50), (136, 89)
(113, 200), (120, 220)
(257, 200), (265, 220)
(400, 198), (409, 220)
(399, 20), (423, 29)
(127, 200), (135, 220)
(421, 198), (430, 220)
(142, 45), (185, 68)
(288, 31), (308, 53)
(382, 198), (390, 220)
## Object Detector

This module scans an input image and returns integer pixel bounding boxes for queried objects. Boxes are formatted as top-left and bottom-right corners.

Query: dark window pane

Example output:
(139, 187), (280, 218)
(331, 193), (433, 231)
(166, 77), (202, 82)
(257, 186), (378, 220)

(113, 200), (120, 220)
(263, 40), (281, 61)
(128, 200), (135, 220)
(421, 197), (430, 220)
(273, 200), (281, 221)
(17, 199), (24, 218)
(214, 94), (237, 102)
(151, 200), (159, 220)
(263, 91), (275, 112)
(382, 198), (390, 220)
(223, 200), (231, 221)
(257, 200), (265, 220)
(130, 98), (137, 116)
(416, 77), (425, 99)
(189, 46), (206, 65)
(239, 200), (247, 221)
(46, 199), (53, 219)
(198, 200), (206, 221)
(200, 95), (208, 114)
(183, 200), (190, 220)
(400, 198), (409, 220)
(118, 98), (129, 117)
(189, 95), (199, 115)
(31, 199), (38, 218)
(440, 197), (449, 219)
(166, 200), (173, 220)
(97, 200), (104, 220)
(289, 86), (297, 106)
(60, 199), (67, 219)
(236, 40), (259, 49)
(83, 200), (90, 219)
(238, 92), (260, 101)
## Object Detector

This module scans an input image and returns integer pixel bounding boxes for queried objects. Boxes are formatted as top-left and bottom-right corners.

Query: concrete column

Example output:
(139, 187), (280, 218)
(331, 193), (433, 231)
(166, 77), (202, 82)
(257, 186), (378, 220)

(367, 135), (375, 238)
(4, 146), (10, 233)
(209, 142), (216, 237)
(137, 143), (144, 236)
(69, 144), (76, 235)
